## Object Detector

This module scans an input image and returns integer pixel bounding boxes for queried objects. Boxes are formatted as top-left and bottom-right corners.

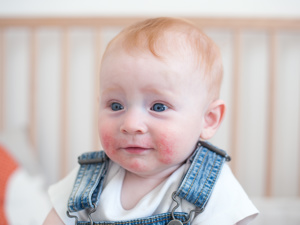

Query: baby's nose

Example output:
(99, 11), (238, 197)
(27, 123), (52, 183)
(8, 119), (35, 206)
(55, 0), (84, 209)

(120, 109), (148, 134)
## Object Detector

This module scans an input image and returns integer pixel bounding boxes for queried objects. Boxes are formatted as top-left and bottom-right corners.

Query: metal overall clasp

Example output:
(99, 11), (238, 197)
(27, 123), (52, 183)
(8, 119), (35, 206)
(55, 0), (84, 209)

(167, 192), (204, 225)
(66, 203), (97, 225)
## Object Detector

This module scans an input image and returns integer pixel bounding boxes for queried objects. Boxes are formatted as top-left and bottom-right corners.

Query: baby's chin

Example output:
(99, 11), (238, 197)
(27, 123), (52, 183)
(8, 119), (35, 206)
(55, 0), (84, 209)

(123, 161), (182, 179)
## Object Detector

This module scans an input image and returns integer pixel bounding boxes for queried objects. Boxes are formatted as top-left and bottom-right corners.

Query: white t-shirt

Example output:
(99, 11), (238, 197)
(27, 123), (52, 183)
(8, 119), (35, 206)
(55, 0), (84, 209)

(48, 161), (258, 225)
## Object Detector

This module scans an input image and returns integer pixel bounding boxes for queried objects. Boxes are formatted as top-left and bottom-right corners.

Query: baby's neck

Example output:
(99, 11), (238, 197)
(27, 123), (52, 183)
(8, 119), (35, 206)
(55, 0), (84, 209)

(120, 168), (178, 210)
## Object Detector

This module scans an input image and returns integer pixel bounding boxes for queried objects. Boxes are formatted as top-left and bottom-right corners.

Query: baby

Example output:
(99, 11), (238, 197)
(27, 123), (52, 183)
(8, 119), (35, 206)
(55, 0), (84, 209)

(43, 17), (258, 225)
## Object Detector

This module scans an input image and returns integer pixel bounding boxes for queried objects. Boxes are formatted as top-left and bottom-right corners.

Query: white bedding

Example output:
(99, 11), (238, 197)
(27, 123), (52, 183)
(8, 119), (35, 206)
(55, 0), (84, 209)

(5, 168), (51, 225)
(252, 197), (300, 225)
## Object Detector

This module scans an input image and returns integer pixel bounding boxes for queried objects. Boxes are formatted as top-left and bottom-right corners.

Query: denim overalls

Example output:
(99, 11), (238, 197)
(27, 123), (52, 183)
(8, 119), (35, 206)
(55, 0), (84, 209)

(66, 141), (231, 225)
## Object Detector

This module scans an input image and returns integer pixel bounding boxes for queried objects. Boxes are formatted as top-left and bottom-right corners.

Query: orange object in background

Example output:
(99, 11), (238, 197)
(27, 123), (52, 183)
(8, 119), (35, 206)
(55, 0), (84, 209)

(0, 145), (18, 225)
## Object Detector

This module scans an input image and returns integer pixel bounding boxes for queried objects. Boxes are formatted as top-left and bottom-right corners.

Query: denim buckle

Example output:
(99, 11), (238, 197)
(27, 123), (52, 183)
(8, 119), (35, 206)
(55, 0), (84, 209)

(78, 154), (108, 164)
(67, 203), (96, 225)
(169, 192), (204, 225)
(198, 141), (231, 162)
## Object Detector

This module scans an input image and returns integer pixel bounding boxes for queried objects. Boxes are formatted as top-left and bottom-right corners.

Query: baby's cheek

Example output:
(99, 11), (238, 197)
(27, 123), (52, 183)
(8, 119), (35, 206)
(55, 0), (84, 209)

(157, 135), (176, 164)
(99, 130), (114, 154)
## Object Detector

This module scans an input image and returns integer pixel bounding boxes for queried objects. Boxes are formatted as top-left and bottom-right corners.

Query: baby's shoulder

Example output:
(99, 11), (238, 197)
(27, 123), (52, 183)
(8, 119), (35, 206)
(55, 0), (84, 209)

(189, 164), (259, 224)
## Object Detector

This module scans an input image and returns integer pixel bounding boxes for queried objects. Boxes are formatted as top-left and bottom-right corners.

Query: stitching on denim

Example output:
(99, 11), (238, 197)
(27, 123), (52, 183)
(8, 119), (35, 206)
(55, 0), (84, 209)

(87, 213), (188, 225)
(81, 163), (98, 209)
(194, 155), (222, 206)
(177, 147), (203, 197)
(69, 164), (88, 211)
(86, 163), (101, 200)
(176, 148), (200, 196)
(70, 152), (107, 211)
(82, 163), (103, 209)
(90, 152), (107, 205)
(94, 162), (109, 205)
(193, 154), (217, 205)
(183, 149), (208, 199)
(115, 217), (169, 225)
(200, 157), (223, 208)
(92, 216), (170, 225)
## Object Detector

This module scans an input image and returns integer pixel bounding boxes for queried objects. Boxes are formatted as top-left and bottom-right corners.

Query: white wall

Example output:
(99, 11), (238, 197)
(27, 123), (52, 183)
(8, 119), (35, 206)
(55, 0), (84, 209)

(0, 0), (300, 17)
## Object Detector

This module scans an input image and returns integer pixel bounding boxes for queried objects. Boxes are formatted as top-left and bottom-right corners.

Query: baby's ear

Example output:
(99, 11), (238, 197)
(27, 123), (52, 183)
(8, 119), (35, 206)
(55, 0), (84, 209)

(200, 99), (226, 140)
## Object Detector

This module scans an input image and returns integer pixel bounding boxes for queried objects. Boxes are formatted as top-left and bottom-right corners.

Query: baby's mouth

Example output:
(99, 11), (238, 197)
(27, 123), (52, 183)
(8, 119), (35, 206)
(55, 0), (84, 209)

(122, 145), (152, 154)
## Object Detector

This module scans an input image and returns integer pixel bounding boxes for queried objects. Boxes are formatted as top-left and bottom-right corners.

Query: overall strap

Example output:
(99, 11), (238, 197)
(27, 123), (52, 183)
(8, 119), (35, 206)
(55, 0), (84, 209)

(175, 141), (231, 210)
(67, 151), (109, 212)
(76, 213), (190, 225)
(67, 142), (230, 214)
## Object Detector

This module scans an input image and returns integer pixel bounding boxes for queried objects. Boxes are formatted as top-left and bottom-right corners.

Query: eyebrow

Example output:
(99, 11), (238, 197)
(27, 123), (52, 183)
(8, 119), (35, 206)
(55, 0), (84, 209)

(100, 86), (122, 96)
(100, 84), (175, 99)
(141, 86), (175, 98)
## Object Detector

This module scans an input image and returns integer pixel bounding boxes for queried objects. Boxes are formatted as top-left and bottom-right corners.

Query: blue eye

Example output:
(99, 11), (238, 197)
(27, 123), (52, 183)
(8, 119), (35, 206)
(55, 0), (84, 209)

(110, 102), (124, 111)
(151, 103), (168, 112)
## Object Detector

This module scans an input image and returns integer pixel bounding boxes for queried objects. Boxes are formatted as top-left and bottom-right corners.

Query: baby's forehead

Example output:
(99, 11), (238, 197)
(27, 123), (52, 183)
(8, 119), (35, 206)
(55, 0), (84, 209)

(103, 36), (201, 80)
(101, 18), (222, 102)
(101, 48), (206, 91)
(113, 28), (199, 62)
(103, 43), (200, 76)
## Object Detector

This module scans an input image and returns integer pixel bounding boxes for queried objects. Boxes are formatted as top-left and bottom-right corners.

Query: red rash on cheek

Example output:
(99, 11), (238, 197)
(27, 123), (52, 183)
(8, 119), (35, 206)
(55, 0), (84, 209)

(157, 135), (175, 164)
(100, 131), (114, 153)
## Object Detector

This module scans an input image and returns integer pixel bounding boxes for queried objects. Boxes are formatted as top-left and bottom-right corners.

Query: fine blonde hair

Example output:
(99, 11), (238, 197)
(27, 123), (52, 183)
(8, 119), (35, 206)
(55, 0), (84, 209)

(103, 17), (223, 100)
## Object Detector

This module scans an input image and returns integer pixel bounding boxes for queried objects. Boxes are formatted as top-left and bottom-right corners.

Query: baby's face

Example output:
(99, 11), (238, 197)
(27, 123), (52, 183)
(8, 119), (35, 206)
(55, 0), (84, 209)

(98, 48), (209, 178)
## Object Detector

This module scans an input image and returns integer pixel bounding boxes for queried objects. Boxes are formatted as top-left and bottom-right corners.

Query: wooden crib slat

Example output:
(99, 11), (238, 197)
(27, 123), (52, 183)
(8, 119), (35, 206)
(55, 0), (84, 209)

(299, 65), (300, 197)
(265, 30), (277, 197)
(29, 28), (37, 152)
(230, 29), (242, 175)
(93, 28), (102, 151)
(61, 28), (69, 178)
(1, 17), (300, 30)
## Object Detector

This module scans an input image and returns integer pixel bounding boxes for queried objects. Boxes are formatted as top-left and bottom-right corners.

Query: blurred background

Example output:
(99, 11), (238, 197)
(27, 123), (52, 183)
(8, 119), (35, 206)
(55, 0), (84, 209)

(0, 0), (299, 224)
